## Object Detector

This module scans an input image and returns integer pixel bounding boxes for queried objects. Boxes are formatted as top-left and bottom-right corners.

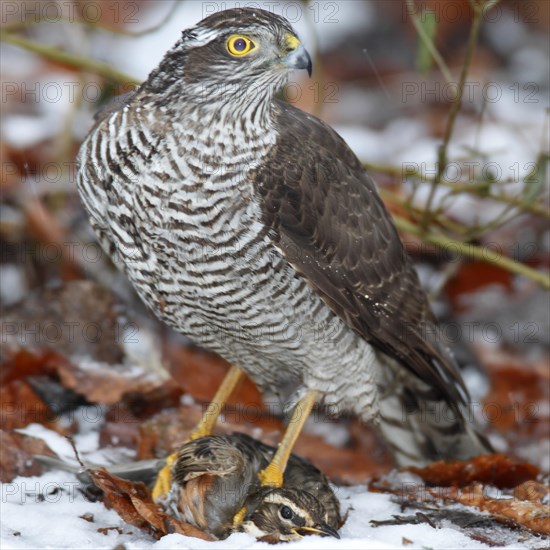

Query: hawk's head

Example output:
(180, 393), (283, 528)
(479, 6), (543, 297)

(144, 8), (311, 106)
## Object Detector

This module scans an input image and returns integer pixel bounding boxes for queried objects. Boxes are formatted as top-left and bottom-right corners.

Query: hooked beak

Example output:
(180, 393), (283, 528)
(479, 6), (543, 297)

(282, 36), (313, 77)
(295, 523), (340, 539)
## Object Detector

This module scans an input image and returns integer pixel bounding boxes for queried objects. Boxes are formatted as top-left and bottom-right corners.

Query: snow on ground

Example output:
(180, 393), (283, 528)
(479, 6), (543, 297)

(0, 421), (532, 550)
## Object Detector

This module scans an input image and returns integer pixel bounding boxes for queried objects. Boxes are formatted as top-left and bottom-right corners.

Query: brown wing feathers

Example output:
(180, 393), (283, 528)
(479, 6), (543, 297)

(253, 101), (466, 410)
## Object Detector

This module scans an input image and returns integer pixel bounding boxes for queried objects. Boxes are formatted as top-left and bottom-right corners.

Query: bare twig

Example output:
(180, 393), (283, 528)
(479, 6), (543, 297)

(2, 2), (181, 37)
(365, 162), (550, 219)
(393, 216), (550, 290)
(378, 188), (466, 235)
(405, 0), (453, 84)
(379, 188), (550, 291)
(421, 0), (501, 229)
(1, 32), (140, 85)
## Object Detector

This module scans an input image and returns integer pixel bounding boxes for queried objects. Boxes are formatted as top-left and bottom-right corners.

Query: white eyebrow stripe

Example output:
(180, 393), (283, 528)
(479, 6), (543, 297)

(187, 27), (219, 47)
(264, 494), (303, 516)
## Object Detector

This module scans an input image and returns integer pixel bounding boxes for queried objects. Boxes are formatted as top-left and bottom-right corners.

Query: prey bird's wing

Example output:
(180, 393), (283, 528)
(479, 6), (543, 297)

(252, 101), (467, 410)
(173, 435), (266, 484)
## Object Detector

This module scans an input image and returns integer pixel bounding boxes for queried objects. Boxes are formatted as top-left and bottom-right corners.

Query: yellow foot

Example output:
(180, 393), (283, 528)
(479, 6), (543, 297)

(151, 452), (177, 501)
(257, 461), (284, 488)
(233, 505), (247, 527)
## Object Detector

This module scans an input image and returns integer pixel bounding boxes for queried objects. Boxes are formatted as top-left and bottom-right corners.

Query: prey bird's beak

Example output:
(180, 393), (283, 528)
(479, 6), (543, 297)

(296, 523), (340, 539)
(282, 35), (313, 77)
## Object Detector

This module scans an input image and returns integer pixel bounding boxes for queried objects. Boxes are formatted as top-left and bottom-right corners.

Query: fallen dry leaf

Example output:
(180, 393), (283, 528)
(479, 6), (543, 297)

(2, 281), (126, 363)
(24, 199), (83, 282)
(55, 358), (164, 406)
(407, 454), (539, 489)
(457, 483), (550, 535)
(1, 347), (165, 409)
(370, 455), (549, 537)
(0, 378), (57, 431)
(88, 467), (212, 541)
(514, 480), (549, 503)
(0, 431), (56, 482)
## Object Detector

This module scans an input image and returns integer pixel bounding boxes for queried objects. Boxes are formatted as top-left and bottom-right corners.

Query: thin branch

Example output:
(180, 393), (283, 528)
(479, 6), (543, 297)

(364, 162), (550, 219)
(421, 0), (501, 229)
(378, 188), (466, 235)
(1, 32), (140, 85)
(393, 216), (550, 290)
(2, 2), (181, 37)
(405, 0), (453, 84)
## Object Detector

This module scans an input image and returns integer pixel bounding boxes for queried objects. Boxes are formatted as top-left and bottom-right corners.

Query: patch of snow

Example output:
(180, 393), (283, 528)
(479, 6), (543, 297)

(510, 46), (550, 85)
(121, 326), (170, 381)
(180, 394), (196, 406)
(1, 470), (152, 549)
(1, 114), (61, 148)
(0, 264), (26, 306)
(334, 125), (385, 163)
(462, 367), (490, 403)
(74, 357), (159, 382)
(303, 416), (349, 448)
(17, 423), (80, 459)
(0, 44), (43, 79)
(482, 9), (527, 57)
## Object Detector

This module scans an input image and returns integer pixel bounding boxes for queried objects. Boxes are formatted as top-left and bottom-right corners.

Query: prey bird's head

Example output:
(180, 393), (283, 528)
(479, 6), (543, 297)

(235, 487), (340, 543)
(144, 8), (311, 107)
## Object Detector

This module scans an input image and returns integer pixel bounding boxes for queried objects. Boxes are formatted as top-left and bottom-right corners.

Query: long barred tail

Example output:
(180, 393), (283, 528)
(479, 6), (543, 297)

(375, 336), (492, 467)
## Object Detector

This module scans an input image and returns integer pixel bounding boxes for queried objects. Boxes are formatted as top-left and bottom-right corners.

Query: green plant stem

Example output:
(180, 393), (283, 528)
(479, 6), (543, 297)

(393, 216), (550, 290)
(1, 32), (140, 85)
(422, 0), (499, 229)
(378, 188), (466, 235)
(405, 0), (452, 84)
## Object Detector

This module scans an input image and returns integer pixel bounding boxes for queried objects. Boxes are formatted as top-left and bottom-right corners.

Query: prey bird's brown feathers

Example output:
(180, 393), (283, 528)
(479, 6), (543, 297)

(170, 433), (341, 539)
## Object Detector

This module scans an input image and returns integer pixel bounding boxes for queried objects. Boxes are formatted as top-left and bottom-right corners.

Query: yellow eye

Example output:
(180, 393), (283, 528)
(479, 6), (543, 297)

(226, 35), (256, 57)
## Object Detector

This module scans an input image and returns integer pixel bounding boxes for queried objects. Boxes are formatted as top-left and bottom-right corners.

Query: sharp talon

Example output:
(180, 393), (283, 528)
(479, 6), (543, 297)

(151, 452), (177, 501)
(258, 463), (284, 488)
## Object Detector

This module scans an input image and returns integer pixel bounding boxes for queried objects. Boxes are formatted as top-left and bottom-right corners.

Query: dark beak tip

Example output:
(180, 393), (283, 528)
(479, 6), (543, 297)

(318, 524), (340, 539)
(283, 45), (313, 77)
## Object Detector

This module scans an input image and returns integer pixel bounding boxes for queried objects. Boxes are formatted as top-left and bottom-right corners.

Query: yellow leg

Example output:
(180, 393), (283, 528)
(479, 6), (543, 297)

(257, 390), (318, 488)
(152, 365), (244, 501)
(188, 364), (244, 440)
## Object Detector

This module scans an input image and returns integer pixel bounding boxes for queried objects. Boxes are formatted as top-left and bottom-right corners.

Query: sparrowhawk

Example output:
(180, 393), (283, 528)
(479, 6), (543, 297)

(76, 7), (490, 499)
